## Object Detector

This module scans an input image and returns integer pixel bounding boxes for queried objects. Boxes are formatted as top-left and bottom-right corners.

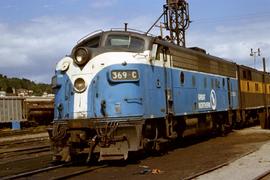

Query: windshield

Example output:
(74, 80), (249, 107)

(80, 36), (101, 48)
(105, 35), (145, 52)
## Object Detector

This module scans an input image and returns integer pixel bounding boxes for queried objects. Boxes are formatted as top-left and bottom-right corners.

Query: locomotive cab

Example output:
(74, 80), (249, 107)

(72, 31), (152, 64)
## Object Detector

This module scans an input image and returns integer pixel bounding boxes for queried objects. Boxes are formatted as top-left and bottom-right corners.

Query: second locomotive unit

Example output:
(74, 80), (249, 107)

(50, 29), (242, 162)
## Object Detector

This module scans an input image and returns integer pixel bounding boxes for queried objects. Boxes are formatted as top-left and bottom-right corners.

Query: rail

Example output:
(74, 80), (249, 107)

(110, 28), (157, 37)
(50, 165), (108, 180)
(253, 169), (270, 180)
(0, 133), (49, 145)
(1, 164), (67, 180)
(0, 145), (50, 161)
(1, 162), (108, 180)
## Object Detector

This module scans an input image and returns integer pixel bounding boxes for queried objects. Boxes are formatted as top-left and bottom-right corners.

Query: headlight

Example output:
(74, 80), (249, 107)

(74, 78), (86, 93)
(74, 47), (91, 66)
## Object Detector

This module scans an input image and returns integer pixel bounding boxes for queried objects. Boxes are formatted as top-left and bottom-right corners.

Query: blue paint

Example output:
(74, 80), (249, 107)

(12, 120), (21, 130)
(53, 63), (239, 122)
(87, 64), (145, 118)
(53, 70), (74, 120)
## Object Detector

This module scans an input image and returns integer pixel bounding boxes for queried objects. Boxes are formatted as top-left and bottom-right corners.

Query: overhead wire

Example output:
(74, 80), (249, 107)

(191, 11), (270, 25)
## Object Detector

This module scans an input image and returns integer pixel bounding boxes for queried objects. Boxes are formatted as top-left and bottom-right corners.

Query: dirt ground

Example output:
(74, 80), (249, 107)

(0, 131), (50, 178)
(1, 126), (270, 180)
(75, 126), (270, 180)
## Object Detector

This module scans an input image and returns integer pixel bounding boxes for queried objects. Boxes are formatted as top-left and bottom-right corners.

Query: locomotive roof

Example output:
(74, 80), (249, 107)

(153, 38), (237, 67)
(76, 29), (152, 47)
(75, 30), (266, 75)
(238, 64), (265, 74)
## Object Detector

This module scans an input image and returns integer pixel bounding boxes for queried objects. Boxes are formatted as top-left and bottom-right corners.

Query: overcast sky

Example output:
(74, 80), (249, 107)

(1, 0), (270, 83)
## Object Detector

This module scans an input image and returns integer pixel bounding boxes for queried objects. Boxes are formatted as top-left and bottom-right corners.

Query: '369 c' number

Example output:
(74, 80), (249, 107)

(111, 70), (139, 81)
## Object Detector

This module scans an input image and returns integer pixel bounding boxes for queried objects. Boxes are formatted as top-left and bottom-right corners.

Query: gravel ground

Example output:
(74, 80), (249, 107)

(75, 126), (270, 180)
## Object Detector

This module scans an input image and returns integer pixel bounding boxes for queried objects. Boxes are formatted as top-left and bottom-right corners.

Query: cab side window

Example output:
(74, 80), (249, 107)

(83, 36), (101, 48)
(156, 45), (169, 62)
(156, 45), (164, 61)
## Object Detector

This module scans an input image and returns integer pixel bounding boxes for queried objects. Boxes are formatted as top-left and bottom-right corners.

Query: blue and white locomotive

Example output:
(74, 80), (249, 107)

(50, 29), (239, 162)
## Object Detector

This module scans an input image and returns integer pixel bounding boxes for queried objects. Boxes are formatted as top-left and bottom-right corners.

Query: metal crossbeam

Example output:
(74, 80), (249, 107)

(164, 0), (190, 47)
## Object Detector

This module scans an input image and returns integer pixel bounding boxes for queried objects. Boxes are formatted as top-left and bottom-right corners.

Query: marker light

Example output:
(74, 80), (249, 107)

(61, 61), (70, 72)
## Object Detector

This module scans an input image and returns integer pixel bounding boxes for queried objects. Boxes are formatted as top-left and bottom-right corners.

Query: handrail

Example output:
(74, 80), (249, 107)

(110, 28), (146, 34)
(110, 28), (156, 37)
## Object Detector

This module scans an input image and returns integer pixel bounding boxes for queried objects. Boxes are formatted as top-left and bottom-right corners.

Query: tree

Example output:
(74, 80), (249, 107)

(6, 87), (13, 94)
(0, 74), (52, 95)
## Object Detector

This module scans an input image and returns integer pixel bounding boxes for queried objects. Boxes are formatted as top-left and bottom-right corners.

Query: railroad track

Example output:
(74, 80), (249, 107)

(1, 164), (67, 180)
(0, 129), (47, 138)
(50, 164), (108, 180)
(0, 137), (49, 151)
(0, 136), (49, 147)
(1, 163), (108, 180)
(0, 129), (30, 137)
(0, 145), (50, 159)
(0, 144), (51, 166)
(253, 169), (270, 180)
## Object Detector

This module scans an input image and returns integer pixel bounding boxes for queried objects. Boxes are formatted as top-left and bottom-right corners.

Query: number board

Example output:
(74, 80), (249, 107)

(110, 70), (139, 82)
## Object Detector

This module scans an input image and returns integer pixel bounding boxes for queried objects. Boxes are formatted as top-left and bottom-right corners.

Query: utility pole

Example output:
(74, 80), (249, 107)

(250, 48), (261, 69)
(263, 57), (266, 72)
(262, 57), (269, 129)
(155, 22), (166, 39)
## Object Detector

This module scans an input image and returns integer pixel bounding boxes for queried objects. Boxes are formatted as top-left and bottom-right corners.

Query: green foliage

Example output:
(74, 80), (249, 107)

(0, 74), (52, 96)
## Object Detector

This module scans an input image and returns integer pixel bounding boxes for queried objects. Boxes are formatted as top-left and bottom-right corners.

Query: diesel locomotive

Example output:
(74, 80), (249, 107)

(49, 29), (270, 162)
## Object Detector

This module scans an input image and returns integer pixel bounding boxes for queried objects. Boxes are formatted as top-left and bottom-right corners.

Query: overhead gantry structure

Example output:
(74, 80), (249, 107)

(147, 0), (190, 47)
